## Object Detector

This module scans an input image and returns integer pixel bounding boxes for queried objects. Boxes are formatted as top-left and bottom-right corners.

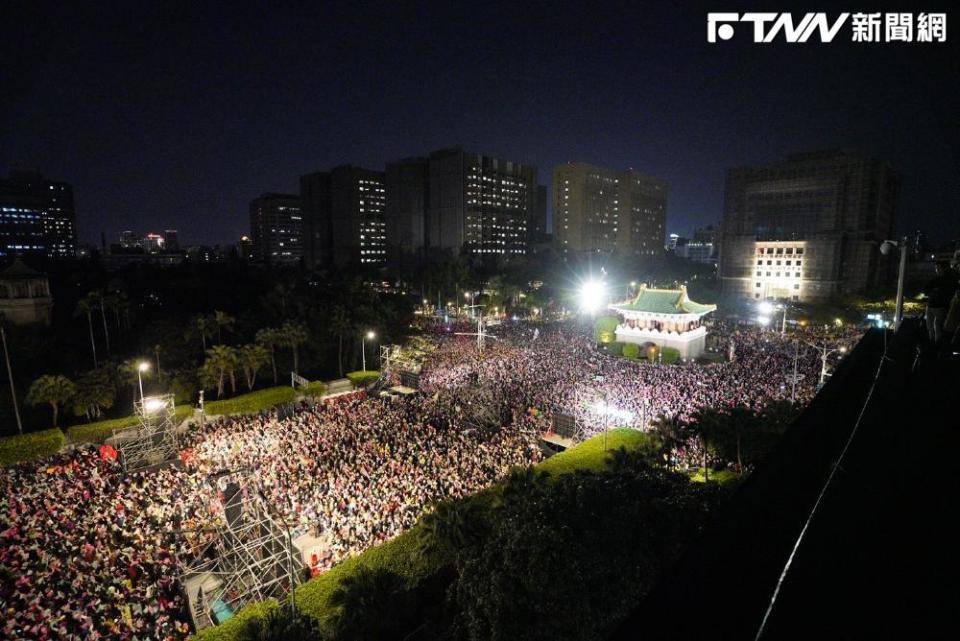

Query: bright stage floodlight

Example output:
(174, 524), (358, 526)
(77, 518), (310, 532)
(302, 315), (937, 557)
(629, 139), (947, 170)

(757, 315), (771, 326)
(579, 280), (606, 314)
(757, 301), (775, 315)
(143, 397), (169, 413)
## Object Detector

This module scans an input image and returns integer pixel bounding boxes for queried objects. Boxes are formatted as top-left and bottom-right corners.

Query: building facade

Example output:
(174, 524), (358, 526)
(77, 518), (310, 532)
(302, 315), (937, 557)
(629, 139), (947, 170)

(0, 170), (77, 259)
(0, 258), (53, 325)
(385, 158), (429, 262)
(608, 285), (716, 359)
(676, 225), (718, 264)
(249, 193), (302, 265)
(299, 166), (386, 268)
(553, 162), (666, 258)
(427, 148), (536, 257)
(720, 151), (899, 302)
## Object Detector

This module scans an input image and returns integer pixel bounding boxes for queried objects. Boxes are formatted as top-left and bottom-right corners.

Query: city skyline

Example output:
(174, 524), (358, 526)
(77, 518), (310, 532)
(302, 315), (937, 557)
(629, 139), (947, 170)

(2, 2), (956, 246)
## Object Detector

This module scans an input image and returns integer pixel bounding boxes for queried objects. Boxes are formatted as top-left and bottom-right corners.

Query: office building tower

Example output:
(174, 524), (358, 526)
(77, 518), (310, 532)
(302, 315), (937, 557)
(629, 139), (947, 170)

(0, 170), (77, 259)
(530, 184), (548, 240)
(553, 162), (666, 258)
(119, 230), (139, 248)
(676, 225), (718, 264)
(249, 193), (302, 264)
(385, 157), (429, 261)
(299, 166), (386, 268)
(164, 230), (179, 251)
(428, 148), (536, 256)
(720, 151), (899, 301)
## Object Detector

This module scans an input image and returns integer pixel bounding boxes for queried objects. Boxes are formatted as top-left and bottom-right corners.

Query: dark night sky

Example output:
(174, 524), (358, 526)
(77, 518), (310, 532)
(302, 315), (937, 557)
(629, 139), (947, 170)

(2, 1), (957, 246)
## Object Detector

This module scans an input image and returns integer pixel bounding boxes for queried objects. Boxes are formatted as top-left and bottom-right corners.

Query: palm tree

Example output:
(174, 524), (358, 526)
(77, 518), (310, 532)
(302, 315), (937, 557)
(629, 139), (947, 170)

(118, 358), (149, 400)
(255, 327), (281, 385)
(72, 368), (116, 420)
(329, 306), (351, 377)
(153, 344), (163, 382)
(74, 294), (99, 368)
(280, 321), (308, 375)
(238, 344), (269, 391)
(189, 315), (215, 352)
(94, 290), (111, 353)
(205, 345), (239, 397)
(26, 375), (76, 427)
(213, 310), (235, 344)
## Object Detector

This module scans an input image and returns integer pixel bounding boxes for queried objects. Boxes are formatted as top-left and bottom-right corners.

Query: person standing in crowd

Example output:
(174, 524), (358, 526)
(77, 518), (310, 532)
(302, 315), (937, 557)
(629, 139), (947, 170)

(921, 261), (959, 344)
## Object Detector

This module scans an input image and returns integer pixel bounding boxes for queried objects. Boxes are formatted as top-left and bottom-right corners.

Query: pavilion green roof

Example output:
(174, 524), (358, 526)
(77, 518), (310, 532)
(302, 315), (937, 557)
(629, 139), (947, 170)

(610, 285), (716, 316)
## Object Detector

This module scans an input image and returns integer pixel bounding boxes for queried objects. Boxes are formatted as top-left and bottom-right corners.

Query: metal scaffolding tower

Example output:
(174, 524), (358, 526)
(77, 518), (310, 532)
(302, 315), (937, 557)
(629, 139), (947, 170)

(113, 394), (179, 472)
(176, 469), (303, 632)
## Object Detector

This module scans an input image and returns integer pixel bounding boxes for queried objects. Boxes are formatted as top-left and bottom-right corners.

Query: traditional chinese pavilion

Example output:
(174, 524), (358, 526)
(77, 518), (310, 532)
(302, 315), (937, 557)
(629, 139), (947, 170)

(608, 284), (716, 359)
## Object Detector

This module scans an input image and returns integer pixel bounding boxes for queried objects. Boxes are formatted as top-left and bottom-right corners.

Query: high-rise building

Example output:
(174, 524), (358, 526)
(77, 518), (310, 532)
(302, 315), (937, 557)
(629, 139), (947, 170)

(676, 225), (718, 264)
(249, 193), (302, 264)
(530, 184), (548, 240)
(385, 157), (429, 262)
(719, 151), (899, 302)
(427, 148), (536, 257)
(553, 162), (666, 258)
(0, 170), (77, 259)
(299, 165), (386, 268)
(164, 229), (179, 251)
(142, 233), (164, 253)
(119, 230), (139, 248)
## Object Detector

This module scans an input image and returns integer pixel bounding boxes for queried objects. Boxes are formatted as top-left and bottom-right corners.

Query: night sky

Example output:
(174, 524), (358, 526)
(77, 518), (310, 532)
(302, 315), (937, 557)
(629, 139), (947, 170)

(2, 1), (957, 246)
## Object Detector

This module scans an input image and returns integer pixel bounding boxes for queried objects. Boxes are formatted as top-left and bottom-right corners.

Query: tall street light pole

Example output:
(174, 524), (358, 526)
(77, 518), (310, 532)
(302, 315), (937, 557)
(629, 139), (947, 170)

(881, 236), (909, 329)
(0, 315), (23, 434)
(137, 362), (149, 402)
(362, 331), (375, 372)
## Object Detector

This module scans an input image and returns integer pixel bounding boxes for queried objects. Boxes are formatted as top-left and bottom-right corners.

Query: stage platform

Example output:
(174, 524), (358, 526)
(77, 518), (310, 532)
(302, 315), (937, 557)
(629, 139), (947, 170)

(539, 432), (576, 450)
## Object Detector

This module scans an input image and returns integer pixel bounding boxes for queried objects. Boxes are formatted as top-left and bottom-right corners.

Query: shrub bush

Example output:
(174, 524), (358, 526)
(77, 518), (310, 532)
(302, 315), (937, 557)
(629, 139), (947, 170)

(301, 381), (328, 399)
(0, 428), (65, 467)
(660, 347), (680, 364)
(191, 599), (281, 641)
(346, 371), (380, 388)
(621, 343), (640, 359)
(204, 387), (296, 415)
(593, 316), (619, 344)
(67, 405), (195, 445)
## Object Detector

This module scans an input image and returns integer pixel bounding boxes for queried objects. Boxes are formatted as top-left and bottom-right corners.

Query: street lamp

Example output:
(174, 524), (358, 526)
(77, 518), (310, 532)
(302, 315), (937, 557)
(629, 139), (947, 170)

(880, 236), (908, 328)
(137, 361), (149, 402)
(362, 331), (376, 371)
(579, 279), (606, 315)
(805, 340), (847, 385)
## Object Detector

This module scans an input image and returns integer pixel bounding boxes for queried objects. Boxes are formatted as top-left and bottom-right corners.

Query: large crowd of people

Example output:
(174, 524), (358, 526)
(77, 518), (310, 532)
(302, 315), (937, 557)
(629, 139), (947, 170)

(0, 318), (860, 640)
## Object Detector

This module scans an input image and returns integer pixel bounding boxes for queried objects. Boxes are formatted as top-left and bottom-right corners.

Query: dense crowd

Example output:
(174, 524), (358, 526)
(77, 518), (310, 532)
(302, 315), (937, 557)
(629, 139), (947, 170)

(0, 319), (859, 640)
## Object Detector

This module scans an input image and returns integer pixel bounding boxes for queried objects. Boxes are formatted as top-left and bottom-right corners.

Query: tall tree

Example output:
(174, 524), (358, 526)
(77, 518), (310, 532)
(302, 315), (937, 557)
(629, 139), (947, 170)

(213, 310), (236, 344)
(281, 321), (308, 375)
(330, 565), (408, 641)
(188, 315), (216, 353)
(26, 375), (76, 427)
(238, 344), (269, 391)
(255, 327), (281, 385)
(72, 368), (116, 420)
(74, 294), (99, 368)
(95, 290), (111, 353)
(205, 345), (239, 397)
(329, 306), (351, 377)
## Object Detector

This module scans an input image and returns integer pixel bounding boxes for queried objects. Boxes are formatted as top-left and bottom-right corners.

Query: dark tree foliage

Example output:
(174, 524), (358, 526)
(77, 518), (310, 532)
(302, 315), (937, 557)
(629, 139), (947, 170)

(453, 452), (719, 641)
(238, 608), (322, 641)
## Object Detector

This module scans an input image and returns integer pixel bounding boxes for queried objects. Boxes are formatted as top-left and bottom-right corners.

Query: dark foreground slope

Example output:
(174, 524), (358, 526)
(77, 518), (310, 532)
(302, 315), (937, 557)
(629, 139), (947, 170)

(612, 321), (960, 640)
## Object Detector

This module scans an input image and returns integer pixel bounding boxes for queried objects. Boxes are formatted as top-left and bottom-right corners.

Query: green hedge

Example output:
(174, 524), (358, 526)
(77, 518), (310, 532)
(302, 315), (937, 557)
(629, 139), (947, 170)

(621, 343), (640, 359)
(205, 387), (296, 416)
(300, 381), (328, 399)
(660, 346), (680, 364)
(593, 316), (619, 344)
(192, 427), (651, 638)
(66, 405), (195, 445)
(0, 428), (66, 467)
(346, 371), (380, 387)
(189, 599), (281, 641)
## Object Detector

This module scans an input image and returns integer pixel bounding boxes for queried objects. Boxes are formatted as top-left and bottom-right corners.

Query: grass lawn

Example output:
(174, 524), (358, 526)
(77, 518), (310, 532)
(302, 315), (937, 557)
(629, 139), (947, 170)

(688, 467), (742, 485)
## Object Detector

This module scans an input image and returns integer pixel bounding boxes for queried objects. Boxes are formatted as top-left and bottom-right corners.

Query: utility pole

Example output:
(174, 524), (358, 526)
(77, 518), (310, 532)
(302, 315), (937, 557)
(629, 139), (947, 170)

(894, 235), (908, 328)
(0, 315), (23, 434)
